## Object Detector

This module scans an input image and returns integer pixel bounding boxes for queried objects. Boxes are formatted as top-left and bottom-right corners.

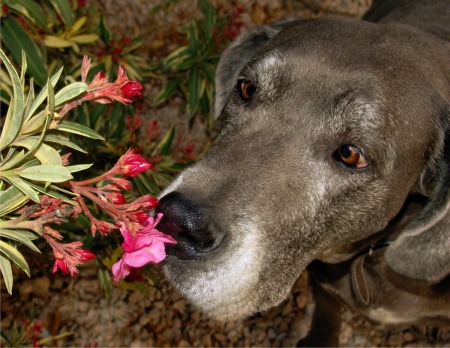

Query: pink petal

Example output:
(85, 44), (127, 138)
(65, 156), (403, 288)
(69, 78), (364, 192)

(120, 226), (137, 252)
(147, 242), (167, 263)
(122, 247), (160, 267)
(112, 258), (130, 282)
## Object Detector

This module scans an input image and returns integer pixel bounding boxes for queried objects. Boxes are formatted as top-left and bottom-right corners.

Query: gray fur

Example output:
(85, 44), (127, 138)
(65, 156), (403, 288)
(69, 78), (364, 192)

(158, 0), (450, 345)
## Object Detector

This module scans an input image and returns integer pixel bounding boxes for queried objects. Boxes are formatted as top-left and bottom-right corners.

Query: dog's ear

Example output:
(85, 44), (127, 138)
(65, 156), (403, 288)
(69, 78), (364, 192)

(385, 101), (450, 283)
(213, 16), (299, 119)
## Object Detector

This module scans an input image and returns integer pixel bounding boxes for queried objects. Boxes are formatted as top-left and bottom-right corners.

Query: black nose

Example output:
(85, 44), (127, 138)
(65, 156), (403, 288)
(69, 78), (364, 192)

(156, 191), (226, 259)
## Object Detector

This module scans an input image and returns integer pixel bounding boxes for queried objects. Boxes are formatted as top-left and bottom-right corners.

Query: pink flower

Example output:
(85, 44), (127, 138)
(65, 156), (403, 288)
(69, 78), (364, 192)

(119, 149), (152, 177)
(112, 213), (176, 281)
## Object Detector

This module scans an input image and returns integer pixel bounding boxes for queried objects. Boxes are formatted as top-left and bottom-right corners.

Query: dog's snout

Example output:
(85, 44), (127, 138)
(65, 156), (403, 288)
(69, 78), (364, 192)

(157, 192), (226, 259)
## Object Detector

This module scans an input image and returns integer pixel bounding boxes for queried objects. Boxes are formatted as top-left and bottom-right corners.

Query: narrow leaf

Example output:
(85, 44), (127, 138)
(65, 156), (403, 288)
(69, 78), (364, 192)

(44, 35), (73, 48)
(49, 0), (74, 27)
(0, 48), (24, 150)
(5, 176), (40, 203)
(0, 185), (29, 217)
(26, 181), (75, 204)
(70, 34), (99, 44)
(26, 66), (64, 122)
(69, 16), (87, 35)
(42, 134), (87, 153)
(0, 229), (41, 254)
(187, 66), (199, 117)
(13, 139), (62, 165)
(17, 164), (73, 182)
(157, 126), (176, 156)
(54, 82), (87, 106)
(57, 120), (105, 140)
(0, 254), (13, 295)
(8, 0), (48, 30)
(0, 16), (47, 85)
(0, 241), (30, 276)
(153, 77), (182, 106)
(66, 164), (92, 173)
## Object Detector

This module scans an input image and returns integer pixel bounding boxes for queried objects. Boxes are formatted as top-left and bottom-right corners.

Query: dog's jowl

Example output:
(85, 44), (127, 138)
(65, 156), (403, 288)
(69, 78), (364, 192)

(157, 0), (450, 346)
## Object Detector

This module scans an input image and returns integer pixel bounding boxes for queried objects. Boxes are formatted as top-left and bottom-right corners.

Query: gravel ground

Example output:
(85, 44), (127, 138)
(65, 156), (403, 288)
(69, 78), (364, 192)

(2, 1), (450, 347)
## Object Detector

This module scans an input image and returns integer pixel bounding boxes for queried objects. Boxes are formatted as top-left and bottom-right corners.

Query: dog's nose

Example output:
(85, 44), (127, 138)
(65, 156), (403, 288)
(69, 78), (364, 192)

(156, 191), (226, 259)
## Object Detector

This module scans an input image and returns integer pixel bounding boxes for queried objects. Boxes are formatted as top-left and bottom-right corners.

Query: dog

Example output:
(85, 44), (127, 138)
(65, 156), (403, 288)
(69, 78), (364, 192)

(156, 0), (450, 346)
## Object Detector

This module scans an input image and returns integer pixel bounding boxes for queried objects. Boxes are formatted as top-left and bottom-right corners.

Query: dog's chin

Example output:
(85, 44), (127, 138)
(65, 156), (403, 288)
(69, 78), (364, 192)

(163, 257), (290, 321)
(162, 220), (292, 321)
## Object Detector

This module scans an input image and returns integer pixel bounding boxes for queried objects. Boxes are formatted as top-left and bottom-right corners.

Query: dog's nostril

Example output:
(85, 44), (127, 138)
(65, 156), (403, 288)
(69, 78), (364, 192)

(156, 191), (226, 258)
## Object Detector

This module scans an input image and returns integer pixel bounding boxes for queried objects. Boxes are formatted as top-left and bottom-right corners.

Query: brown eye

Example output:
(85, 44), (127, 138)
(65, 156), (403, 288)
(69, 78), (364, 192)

(337, 145), (368, 168)
(237, 80), (256, 101)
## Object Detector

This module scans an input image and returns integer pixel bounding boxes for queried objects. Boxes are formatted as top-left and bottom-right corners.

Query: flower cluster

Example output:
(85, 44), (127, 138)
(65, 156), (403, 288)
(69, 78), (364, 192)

(69, 149), (156, 236)
(0, 55), (173, 286)
(57, 56), (143, 118)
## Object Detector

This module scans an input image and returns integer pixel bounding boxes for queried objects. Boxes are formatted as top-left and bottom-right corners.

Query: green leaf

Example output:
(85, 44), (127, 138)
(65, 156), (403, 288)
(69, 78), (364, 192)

(163, 46), (191, 70)
(0, 185), (29, 217)
(43, 134), (87, 153)
(0, 229), (41, 254)
(44, 35), (73, 48)
(1, 16), (47, 85)
(199, 0), (216, 39)
(21, 110), (48, 135)
(5, 176), (40, 203)
(0, 49), (24, 150)
(26, 66), (63, 122)
(54, 81), (87, 106)
(0, 149), (27, 171)
(17, 164), (73, 183)
(0, 240), (30, 277)
(0, 254), (13, 295)
(187, 22), (199, 54)
(71, 34), (99, 44)
(153, 77), (182, 106)
(69, 16), (87, 35)
(66, 164), (92, 173)
(49, 0), (74, 27)
(157, 126), (176, 156)
(13, 138), (62, 165)
(57, 120), (105, 140)
(8, 0), (48, 30)
(26, 181), (75, 204)
(187, 66), (200, 117)
(98, 15), (110, 43)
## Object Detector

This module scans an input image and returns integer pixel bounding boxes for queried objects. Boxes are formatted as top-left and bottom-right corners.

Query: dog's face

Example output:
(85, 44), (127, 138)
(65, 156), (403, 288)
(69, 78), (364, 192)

(158, 17), (450, 320)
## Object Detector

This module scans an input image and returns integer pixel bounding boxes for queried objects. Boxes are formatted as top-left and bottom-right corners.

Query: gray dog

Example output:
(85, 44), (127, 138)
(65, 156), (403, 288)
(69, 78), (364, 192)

(157, 0), (450, 345)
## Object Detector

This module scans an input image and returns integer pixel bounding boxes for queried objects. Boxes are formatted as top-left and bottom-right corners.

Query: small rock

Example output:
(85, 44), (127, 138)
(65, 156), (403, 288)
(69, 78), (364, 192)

(403, 331), (415, 342)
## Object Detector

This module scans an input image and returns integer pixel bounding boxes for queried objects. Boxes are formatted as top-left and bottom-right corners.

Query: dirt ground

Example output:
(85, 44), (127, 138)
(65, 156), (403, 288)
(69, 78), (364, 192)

(1, 0), (450, 347)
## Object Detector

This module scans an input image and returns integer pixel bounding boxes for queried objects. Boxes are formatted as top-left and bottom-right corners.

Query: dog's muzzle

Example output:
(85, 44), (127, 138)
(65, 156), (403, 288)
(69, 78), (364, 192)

(156, 192), (227, 259)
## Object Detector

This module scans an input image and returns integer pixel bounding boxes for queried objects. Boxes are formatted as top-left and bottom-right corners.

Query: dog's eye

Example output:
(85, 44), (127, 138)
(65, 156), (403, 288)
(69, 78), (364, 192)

(336, 145), (368, 169)
(237, 80), (256, 101)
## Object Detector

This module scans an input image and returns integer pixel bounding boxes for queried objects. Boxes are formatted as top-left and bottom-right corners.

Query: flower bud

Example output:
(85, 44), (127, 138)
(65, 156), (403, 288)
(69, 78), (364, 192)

(76, 249), (97, 262)
(121, 80), (143, 98)
(142, 196), (159, 209)
(107, 192), (126, 205)
(120, 149), (152, 177)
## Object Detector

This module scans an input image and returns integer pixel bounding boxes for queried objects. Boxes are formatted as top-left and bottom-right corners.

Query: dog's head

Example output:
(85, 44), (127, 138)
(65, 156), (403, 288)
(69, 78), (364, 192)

(157, 17), (450, 320)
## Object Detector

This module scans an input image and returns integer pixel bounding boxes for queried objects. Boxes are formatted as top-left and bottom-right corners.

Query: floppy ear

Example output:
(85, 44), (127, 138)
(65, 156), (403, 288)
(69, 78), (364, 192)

(213, 16), (299, 119)
(385, 102), (450, 283)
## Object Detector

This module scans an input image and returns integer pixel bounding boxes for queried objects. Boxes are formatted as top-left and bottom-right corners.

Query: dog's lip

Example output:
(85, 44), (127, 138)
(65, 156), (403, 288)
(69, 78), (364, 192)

(165, 234), (228, 261)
